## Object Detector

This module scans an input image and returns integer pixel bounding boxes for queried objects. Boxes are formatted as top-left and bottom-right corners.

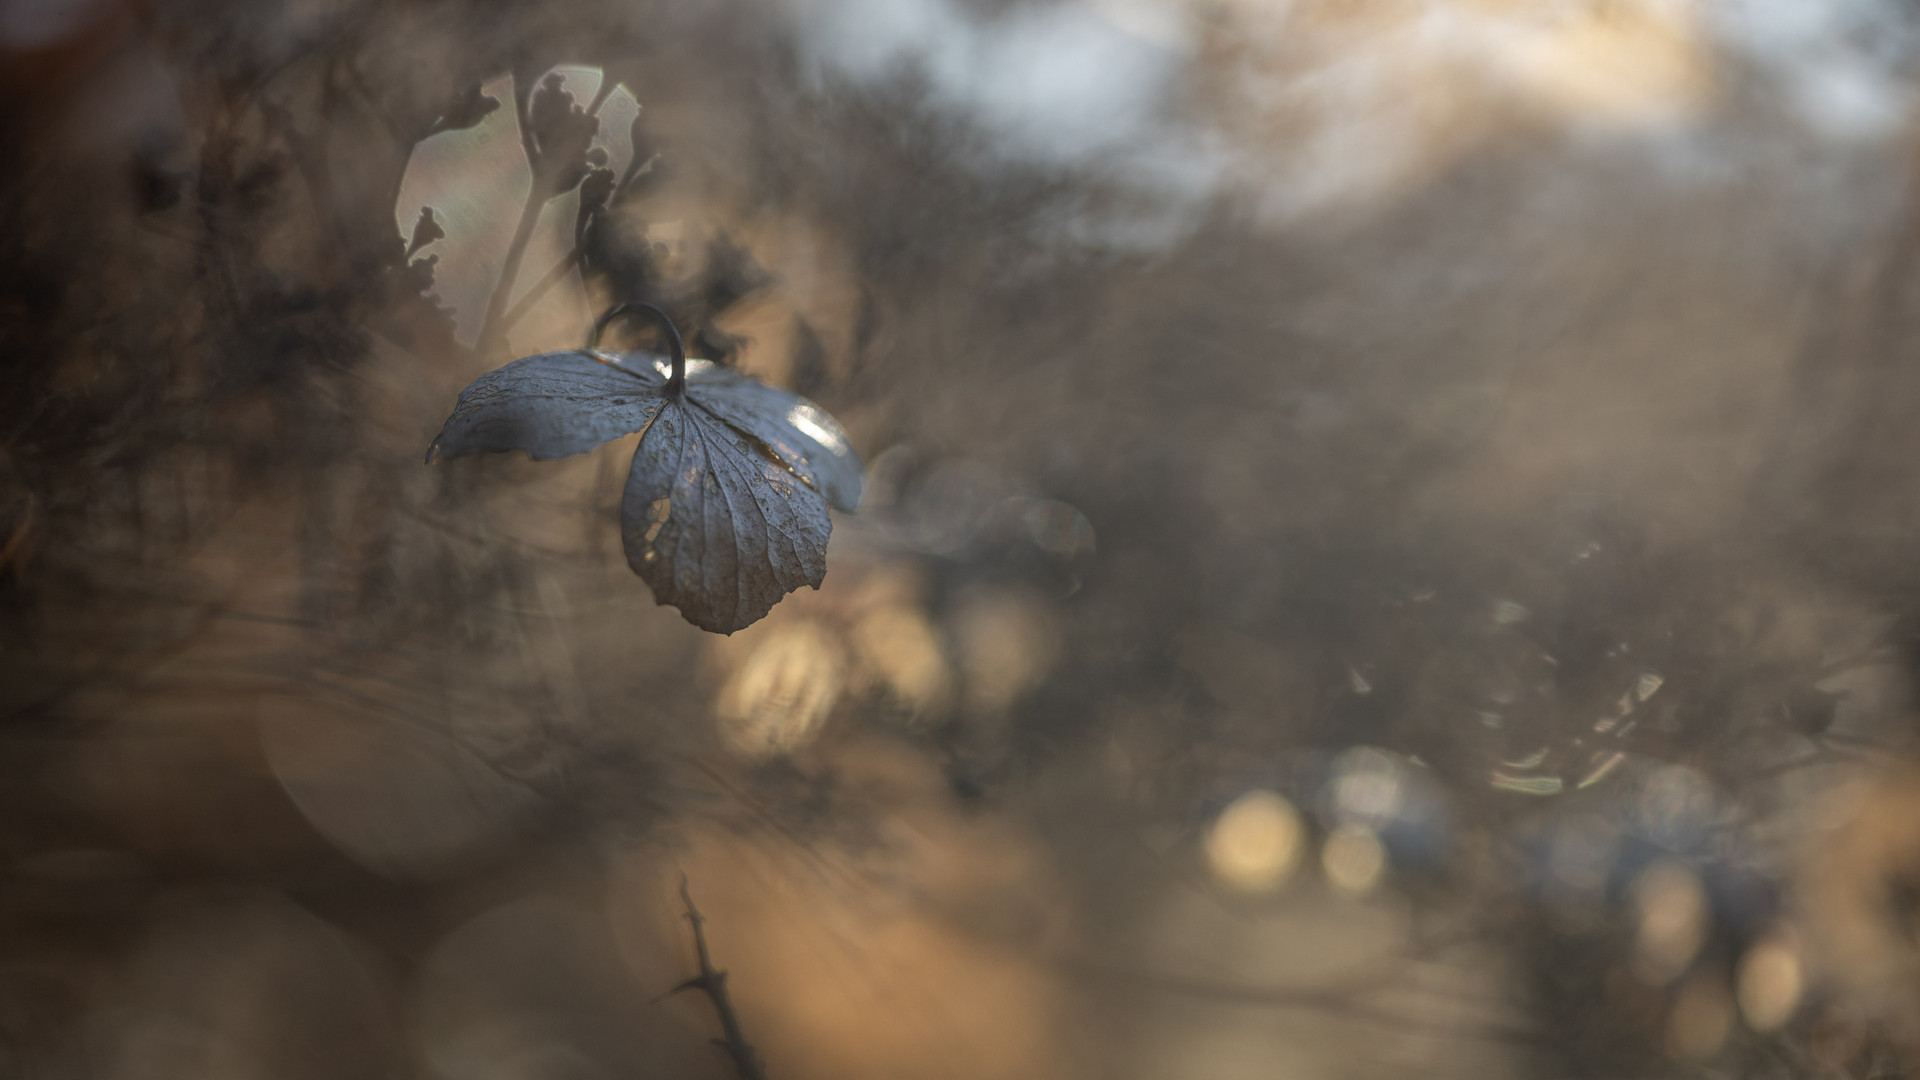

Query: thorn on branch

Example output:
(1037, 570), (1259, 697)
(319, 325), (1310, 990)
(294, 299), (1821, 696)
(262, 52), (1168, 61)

(671, 876), (769, 1080)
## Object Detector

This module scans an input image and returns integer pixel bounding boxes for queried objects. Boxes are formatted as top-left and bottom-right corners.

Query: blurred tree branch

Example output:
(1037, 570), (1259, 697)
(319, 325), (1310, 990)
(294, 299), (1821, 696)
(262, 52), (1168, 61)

(672, 877), (770, 1080)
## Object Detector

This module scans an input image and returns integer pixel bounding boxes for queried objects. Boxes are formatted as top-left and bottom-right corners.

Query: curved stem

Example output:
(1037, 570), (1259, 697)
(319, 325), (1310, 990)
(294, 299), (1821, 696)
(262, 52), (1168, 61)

(587, 301), (685, 395)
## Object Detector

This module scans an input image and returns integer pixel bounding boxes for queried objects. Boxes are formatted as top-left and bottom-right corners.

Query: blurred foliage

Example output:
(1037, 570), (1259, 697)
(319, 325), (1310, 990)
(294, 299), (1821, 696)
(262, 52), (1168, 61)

(6, 2), (1920, 1079)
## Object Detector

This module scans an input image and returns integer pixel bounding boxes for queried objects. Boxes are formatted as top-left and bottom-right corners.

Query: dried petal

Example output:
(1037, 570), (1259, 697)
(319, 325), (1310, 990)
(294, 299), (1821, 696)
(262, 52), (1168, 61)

(426, 350), (663, 463)
(621, 398), (831, 633)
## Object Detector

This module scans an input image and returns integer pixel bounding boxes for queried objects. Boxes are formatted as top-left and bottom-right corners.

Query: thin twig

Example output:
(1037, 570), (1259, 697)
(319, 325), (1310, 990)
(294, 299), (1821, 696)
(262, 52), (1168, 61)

(492, 154), (658, 341)
(497, 247), (583, 335)
(587, 75), (619, 120)
(475, 72), (633, 353)
(672, 876), (769, 1080)
(474, 183), (548, 356)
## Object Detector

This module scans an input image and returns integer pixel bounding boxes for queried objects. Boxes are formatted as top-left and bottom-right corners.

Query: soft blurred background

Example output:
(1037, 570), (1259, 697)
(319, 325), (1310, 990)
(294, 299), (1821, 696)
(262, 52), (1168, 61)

(8, 1), (1920, 1077)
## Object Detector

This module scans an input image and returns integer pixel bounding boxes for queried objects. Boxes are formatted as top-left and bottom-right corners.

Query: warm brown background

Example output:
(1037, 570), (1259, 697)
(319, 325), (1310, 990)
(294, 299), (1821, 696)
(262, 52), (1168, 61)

(5, 2), (1920, 1078)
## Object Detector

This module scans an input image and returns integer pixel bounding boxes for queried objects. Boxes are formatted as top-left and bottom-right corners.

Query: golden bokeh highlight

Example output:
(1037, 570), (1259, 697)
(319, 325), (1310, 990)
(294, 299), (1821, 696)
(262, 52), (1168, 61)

(1737, 931), (1804, 1033)
(850, 604), (952, 720)
(1632, 860), (1708, 985)
(952, 588), (1060, 714)
(714, 620), (846, 758)
(1322, 823), (1388, 898)
(1491, 0), (1709, 127)
(1194, 0), (1718, 225)
(1204, 789), (1306, 893)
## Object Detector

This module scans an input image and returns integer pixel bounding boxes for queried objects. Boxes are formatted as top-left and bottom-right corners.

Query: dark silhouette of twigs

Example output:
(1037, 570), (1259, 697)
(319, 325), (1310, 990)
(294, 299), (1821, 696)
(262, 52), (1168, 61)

(474, 181), (548, 356)
(475, 75), (653, 355)
(671, 876), (769, 1080)
(493, 152), (656, 339)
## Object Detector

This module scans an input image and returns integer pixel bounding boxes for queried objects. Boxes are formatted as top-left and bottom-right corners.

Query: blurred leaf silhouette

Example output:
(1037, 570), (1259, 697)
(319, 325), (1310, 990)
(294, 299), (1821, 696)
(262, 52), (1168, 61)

(428, 80), (501, 137)
(405, 206), (446, 259)
(526, 72), (602, 199)
(428, 302), (863, 633)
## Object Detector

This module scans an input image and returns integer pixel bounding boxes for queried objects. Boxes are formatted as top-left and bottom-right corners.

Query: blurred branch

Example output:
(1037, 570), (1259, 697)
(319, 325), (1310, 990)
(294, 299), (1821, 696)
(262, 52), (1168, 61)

(497, 247), (583, 338)
(586, 75), (619, 120)
(474, 183), (548, 357)
(476, 76), (627, 354)
(672, 876), (770, 1080)
(495, 154), (656, 341)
